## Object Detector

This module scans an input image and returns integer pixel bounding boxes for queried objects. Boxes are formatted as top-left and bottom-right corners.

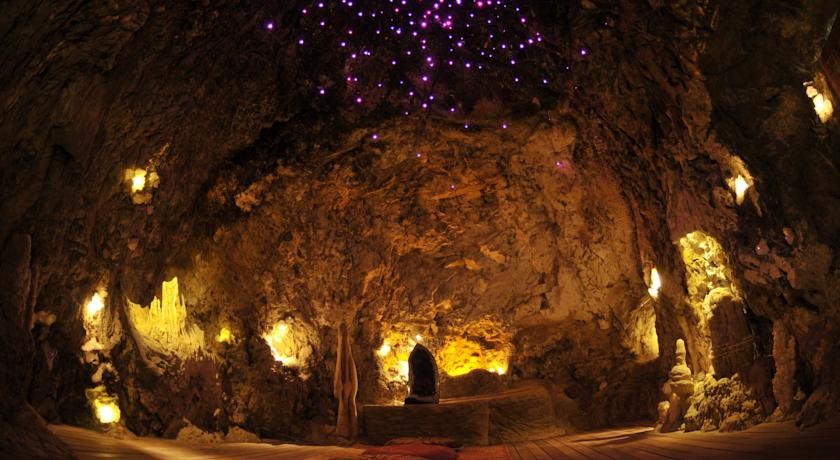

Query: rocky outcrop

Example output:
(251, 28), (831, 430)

(684, 374), (764, 432)
(0, 0), (838, 445)
(0, 234), (73, 458)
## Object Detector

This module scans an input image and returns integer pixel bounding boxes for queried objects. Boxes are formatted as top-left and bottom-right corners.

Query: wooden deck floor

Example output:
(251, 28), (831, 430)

(51, 419), (840, 459)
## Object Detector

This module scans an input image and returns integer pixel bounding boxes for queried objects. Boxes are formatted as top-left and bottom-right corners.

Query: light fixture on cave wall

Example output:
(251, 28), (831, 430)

(85, 385), (121, 425)
(647, 267), (662, 298)
(81, 289), (109, 355)
(804, 76), (834, 123)
(125, 167), (159, 204)
(723, 156), (755, 207)
(215, 326), (234, 344)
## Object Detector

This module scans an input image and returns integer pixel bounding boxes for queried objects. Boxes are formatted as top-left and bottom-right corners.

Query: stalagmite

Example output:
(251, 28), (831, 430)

(333, 323), (358, 439)
(656, 339), (695, 432)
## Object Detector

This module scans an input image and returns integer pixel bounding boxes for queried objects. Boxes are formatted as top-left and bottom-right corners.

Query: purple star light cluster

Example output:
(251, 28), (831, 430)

(274, 0), (563, 117)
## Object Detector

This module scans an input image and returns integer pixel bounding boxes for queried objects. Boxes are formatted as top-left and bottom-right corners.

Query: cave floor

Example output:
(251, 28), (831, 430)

(50, 418), (840, 460)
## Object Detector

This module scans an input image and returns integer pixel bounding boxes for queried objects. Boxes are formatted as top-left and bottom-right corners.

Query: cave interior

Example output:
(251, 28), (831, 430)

(2, 0), (840, 459)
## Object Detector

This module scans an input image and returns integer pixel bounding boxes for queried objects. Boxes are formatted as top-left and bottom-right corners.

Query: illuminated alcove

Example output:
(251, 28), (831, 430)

(678, 231), (753, 378)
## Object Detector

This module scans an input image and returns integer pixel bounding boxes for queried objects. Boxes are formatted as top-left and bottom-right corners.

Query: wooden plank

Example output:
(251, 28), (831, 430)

(533, 438), (575, 460)
(518, 440), (556, 460)
(617, 437), (714, 460)
(555, 435), (614, 460)
(505, 443), (525, 460)
(649, 435), (781, 459)
(565, 427), (653, 441)
(595, 443), (674, 460)
(627, 439), (732, 459)
(509, 443), (534, 460)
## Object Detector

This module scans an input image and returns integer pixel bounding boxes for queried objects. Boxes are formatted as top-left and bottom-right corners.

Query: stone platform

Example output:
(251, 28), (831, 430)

(360, 383), (561, 446)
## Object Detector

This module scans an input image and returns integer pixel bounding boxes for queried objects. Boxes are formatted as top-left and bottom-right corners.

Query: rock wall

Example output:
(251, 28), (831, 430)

(0, 0), (839, 450)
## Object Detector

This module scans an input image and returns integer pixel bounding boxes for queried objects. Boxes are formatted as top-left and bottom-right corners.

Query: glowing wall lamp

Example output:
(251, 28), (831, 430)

(215, 327), (234, 344)
(130, 169), (147, 193)
(85, 292), (105, 320)
(86, 386), (121, 425)
(94, 398), (121, 424)
(647, 267), (662, 298)
(805, 82), (834, 123)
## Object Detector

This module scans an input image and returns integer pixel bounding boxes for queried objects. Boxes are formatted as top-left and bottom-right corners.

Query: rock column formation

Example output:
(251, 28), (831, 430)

(656, 339), (695, 433)
(333, 323), (358, 440)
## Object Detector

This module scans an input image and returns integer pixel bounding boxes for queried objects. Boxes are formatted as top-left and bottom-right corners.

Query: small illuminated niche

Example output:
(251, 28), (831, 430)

(85, 292), (106, 321)
(82, 289), (108, 348)
(95, 398), (120, 424)
(215, 326), (234, 344)
(647, 267), (662, 298)
(805, 81), (834, 123)
(734, 175), (749, 203)
(124, 167), (159, 204)
(262, 322), (300, 367)
(723, 156), (755, 206)
(130, 169), (146, 192)
(726, 174), (751, 205)
(678, 231), (739, 320)
(86, 386), (120, 425)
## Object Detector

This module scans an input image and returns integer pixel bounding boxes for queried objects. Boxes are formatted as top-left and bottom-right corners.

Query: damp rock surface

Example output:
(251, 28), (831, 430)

(0, 0), (839, 451)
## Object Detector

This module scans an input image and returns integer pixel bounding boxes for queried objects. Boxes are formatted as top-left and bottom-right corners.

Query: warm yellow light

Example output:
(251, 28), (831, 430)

(415, 334), (423, 342)
(85, 293), (105, 319)
(805, 83), (834, 123)
(131, 169), (147, 193)
(377, 342), (391, 357)
(375, 331), (414, 383)
(94, 398), (120, 424)
(216, 327), (233, 344)
(733, 175), (750, 205)
(399, 360), (409, 380)
(648, 268), (661, 298)
(126, 277), (206, 359)
(262, 322), (300, 366)
(813, 94), (833, 122)
(438, 337), (509, 377)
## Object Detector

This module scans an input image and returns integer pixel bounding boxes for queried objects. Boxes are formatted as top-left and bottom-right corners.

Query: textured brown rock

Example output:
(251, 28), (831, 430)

(684, 374), (764, 432)
(0, 234), (73, 458)
(0, 0), (839, 449)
